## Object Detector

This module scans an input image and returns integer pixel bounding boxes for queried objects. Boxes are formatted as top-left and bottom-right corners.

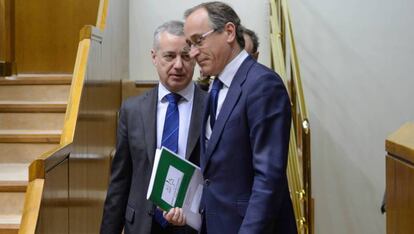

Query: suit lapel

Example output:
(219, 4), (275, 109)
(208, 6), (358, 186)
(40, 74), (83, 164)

(185, 85), (206, 159)
(140, 87), (158, 167)
(203, 56), (255, 173)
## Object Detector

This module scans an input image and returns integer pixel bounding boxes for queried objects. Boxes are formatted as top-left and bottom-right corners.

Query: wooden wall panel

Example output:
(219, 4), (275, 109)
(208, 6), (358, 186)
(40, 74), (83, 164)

(0, 0), (14, 63)
(68, 80), (120, 234)
(121, 80), (158, 101)
(36, 159), (69, 234)
(386, 155), (414, 234)
(0, 0), (7, 61)
(14, 0), (99, 73)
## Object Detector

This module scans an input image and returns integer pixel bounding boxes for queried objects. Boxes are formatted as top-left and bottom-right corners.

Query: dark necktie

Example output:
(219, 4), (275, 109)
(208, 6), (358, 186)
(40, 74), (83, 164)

(161, 92), (181, 153)
(154, 92), (181, 228)
(209, 78), (223, 129)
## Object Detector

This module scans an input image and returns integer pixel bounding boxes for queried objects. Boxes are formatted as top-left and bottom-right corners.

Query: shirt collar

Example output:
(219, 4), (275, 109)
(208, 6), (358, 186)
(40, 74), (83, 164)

(158, 81), (194, 103)
(216, 50), (249, 88)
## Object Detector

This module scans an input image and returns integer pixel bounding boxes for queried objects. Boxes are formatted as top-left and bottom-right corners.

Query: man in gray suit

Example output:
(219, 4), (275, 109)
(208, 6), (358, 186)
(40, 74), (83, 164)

(101, 21), (206, 234)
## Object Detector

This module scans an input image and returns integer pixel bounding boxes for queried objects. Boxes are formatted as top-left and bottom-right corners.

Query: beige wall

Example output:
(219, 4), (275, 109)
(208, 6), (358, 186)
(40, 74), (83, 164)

(129, 0), (270, 80)
(290, 0), (414, 233)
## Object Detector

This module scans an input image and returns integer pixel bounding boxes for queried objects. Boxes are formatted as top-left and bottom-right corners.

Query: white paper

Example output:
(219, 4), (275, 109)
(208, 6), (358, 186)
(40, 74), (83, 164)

(146, 149), (162, 200)
(161, 166), (184, 206)
(183, 169), (203, 231)
(190, 184), (203, 213)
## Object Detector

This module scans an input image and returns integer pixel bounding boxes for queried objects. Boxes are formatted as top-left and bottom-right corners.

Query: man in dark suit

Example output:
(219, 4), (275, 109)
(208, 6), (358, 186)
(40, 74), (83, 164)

(101, 21), (206, 234)
(183, 2), (297, 233)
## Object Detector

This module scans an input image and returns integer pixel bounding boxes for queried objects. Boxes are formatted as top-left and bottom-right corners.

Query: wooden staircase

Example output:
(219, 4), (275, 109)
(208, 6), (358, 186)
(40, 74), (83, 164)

(0, 74), (71, 233)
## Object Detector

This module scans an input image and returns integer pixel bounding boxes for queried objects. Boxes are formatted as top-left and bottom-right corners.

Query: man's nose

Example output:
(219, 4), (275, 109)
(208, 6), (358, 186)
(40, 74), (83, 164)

(173, 56), (183, 69)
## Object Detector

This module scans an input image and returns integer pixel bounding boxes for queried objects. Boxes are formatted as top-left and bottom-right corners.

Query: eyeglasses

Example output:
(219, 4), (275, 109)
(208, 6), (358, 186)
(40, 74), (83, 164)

(186, 29), (216, 48)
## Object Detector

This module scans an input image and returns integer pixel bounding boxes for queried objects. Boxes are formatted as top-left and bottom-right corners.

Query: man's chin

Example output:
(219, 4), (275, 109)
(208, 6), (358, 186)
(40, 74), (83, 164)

(167, 80), (191, 92)
(200, 67), (213, 76)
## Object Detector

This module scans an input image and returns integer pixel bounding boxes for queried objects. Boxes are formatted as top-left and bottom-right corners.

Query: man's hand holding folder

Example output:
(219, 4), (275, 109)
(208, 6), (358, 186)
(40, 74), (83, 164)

(147, 147), (203, 231)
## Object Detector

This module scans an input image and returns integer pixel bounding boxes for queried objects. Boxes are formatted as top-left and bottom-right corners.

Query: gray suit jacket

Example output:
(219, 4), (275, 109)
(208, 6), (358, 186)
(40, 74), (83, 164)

(101, 84), (206, 234)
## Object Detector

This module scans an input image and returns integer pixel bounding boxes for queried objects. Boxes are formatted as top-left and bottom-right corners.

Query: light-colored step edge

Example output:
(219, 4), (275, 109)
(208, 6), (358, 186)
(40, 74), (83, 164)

(0, 164), (28, 181)
(0, 130), (61, 143)
(0, 214), (22, 233)
(0, 181), (27, 192)
(0, 101), (66, 113)
(0, 222), (19, 234)
(0, 75), (72, 85)
(0, 215), (21, 224)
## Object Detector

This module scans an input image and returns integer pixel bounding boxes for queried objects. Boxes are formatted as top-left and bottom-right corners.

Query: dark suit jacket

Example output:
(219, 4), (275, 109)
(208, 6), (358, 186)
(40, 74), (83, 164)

(101, 84), (206, 234)
(200, 56), (297, 234)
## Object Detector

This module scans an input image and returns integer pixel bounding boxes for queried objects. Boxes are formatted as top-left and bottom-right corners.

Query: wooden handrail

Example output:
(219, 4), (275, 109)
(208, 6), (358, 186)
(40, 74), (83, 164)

(19, 0), (109, 233)
(60, 38), (91, 145)
(18, 179), (44, 234)
(28, 144), (72, 181)
(96, 0), (109, 31)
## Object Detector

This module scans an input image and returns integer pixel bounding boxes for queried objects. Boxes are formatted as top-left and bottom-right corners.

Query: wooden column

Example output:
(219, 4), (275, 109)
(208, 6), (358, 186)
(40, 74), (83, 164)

(386, 122), (414, 234)
(14, 0), (99, 73)
(0, 0), (14, 75)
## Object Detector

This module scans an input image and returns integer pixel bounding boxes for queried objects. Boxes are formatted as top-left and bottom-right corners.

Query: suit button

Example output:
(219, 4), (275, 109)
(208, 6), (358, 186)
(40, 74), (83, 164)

(147, 209), (154, 216)
(204, 179), (211, 186)
(199, 208), (205, 215)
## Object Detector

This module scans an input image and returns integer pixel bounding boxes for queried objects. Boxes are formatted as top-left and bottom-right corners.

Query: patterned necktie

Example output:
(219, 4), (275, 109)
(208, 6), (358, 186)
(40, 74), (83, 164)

(209, 78), (223, 129)
(155, 92), (181, 228)
(161, 93), (181, 153)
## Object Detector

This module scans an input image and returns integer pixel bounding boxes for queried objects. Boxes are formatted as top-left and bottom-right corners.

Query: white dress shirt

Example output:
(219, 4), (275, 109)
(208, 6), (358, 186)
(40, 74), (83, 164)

(157, 81), (195, 158)
(205, 50), (249, 140)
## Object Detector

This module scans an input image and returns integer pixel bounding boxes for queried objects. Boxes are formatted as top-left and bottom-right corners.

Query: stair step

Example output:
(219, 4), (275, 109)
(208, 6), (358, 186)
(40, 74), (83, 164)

(0, 164), (28, 193)
(0, 130), (61, 143)
(0, 74), (72, 85)
(0, 143), (58, 164)
(0, 181), (27, 193)
(0, 215), (20, 234)
(0, 192), (25, 216)
(0, 84), (70, 102)
(0, 164), (27, 223)
(0, 113), (65, 130)
(0, 101), (66, 113)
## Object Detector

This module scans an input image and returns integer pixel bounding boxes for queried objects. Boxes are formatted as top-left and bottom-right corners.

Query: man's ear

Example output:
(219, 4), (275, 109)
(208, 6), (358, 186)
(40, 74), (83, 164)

(224, 22), (236, 43)
(151, 49), (157, 65)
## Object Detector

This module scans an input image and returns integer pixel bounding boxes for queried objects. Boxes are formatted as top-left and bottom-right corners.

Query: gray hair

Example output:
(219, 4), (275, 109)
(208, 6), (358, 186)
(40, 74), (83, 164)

(184, 1), (245, 49)
(153, 20), (185, 50)
(241, 26), (259, 53)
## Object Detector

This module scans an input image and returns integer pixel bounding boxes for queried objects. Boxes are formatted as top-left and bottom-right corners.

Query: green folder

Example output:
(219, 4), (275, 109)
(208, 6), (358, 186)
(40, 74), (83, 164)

(147, 147), (203, 231)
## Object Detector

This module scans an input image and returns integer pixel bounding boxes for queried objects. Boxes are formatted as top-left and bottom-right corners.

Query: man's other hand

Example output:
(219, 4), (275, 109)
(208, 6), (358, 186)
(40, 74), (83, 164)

(163, 207), (186, 226)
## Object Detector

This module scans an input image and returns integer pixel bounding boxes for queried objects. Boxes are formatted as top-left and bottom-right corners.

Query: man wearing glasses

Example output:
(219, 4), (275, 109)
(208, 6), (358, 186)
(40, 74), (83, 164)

(101, 21), (205, 234)
(196, 26), (260, 91)
(184, 2), (297, 234)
